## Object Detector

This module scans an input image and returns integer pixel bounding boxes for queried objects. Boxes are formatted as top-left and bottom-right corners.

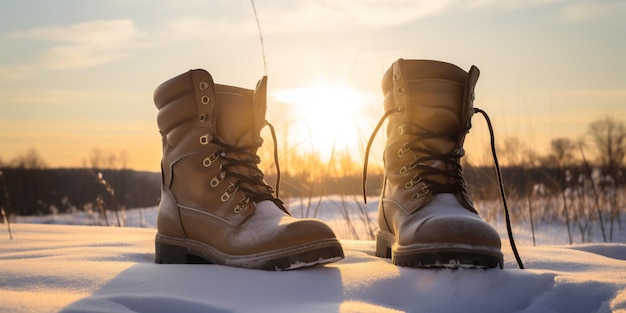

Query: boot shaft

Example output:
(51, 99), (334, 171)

(153, 70), (268, 188)
(382, 59), (478, 160)
(153, 71), (345, 270)
(381, 59), (478, 213)
(153, 70), (277, 225)
(154, 69), (267, 149)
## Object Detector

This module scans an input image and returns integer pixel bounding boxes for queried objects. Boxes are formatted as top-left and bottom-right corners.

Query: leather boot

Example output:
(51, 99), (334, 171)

(373, 59), (503, 268)
(153, 69), (344, 270)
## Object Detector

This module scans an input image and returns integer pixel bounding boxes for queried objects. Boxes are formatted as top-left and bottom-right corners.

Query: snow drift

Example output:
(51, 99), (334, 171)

(1, 220), (625, 313)
(4, 196), (626, 312)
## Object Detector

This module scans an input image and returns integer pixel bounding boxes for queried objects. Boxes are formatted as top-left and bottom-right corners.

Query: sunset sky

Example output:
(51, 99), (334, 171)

(1, 0), (624, 172)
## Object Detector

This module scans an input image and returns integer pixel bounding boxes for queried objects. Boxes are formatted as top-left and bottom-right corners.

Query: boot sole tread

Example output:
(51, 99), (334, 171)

(376, 231), (504, 269)
(155, 233), (344, 271)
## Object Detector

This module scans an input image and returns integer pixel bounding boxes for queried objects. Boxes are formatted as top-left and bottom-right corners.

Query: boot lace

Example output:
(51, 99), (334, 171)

(362, 107), (524, 269)
(399, 124), (469, 196)
(211, 121), (287, 213)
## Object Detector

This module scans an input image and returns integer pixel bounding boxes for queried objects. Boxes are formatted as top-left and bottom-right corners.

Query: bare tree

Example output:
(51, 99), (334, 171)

(500, 136), (525, 167)
(88, 148), (131, 170)
(550, 138), (578, 168)
(118, 150), (130, 170)
(89, 148), (104, 169)
(587, 117), (625, 242)
(588, 117), (626, 179)
(497, 136), (542, 168)
(107, 153), (118, 170)
(10, 148), (47, 169)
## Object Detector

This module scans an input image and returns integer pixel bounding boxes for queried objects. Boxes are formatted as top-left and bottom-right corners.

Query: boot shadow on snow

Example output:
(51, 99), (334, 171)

(60, 259), (345, 313)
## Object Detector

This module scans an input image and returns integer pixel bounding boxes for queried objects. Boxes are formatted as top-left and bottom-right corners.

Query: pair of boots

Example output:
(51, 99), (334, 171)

(153, 59), (503, 270)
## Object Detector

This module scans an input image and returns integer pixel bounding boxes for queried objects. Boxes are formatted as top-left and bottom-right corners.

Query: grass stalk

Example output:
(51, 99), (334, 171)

(561, 191), (573, 244)
(526, 192), (536, 247)
(0, 171), (14, 240)
(95, 195), (109, 226)
(1, 207), (12, 240)
(579, 146), (607, 242)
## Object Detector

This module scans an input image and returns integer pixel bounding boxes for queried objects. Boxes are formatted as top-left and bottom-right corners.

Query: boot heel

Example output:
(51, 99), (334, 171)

(375, 236), (392, 259)
(155, 241), (188, 264)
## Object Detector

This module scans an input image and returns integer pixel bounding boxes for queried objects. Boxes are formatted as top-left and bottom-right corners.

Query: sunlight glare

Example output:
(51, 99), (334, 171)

(272, 83), (371, 160)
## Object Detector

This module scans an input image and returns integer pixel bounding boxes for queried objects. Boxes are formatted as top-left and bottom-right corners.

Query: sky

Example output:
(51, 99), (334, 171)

(0, 0), (625, 172)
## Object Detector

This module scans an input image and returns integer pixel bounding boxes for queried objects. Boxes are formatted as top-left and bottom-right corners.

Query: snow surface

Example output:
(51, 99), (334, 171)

(2, 197), (626, 313)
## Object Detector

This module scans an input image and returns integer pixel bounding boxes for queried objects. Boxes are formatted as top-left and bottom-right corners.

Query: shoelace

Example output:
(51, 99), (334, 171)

(363, 109), (471, 201)
(473, 108), (524, 269)
(400, 125), (468, 196)
(362, 107), (525, 269)
(211, 121), (287, 213)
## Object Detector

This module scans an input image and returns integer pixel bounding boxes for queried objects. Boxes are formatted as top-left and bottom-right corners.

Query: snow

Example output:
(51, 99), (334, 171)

(2, 197), (626, 313)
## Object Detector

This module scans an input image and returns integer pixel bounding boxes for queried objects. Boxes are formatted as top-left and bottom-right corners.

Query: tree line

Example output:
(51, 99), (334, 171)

(0, 168), (161, 217)
(0, 116), (624, 218)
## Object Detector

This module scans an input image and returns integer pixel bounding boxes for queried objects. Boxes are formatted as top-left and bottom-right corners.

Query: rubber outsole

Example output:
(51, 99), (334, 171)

(376, 232), (504, 269)
(155, 234), (344, 271)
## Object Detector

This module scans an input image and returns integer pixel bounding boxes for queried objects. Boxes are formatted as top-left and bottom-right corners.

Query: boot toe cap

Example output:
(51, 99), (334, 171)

(409, 214), (502, 249)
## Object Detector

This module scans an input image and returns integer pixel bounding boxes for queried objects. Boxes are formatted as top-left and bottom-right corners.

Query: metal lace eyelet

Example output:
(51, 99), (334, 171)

(399, 166), (407, 175)
(241, 197), (249, 206)
(199, 134), (211, 145)
(398, 125), (405, 135)
(199, 82), (209, 90)
(201, 96), (210, 104)
(234, 197), (249, 214)
(412, 186), (429, 200)
(210, 172), (225, 187)
(396, 87), (405, 95)
(221, 192), (231, 202)
(199, 113), (208, 122)
(221, 184), (238, 202)
(203, 153), (218, 167)
(405, 175), (422, 189)
(230, 185), (239, 193)
(398, 145), (409, 157)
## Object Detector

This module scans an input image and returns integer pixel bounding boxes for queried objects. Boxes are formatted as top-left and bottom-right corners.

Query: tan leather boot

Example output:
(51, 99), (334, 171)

(372, 59), (503, 268)
(153, 69), (344, 270)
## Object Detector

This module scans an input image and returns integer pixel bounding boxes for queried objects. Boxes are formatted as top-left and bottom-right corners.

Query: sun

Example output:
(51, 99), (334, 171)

(271, 82), (373, 160)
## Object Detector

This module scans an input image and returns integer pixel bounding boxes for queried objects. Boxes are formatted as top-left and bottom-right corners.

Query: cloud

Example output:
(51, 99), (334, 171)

(3, 19), (139, 70)
(152, 0), (575, 45)
(559, 1), (626, 22)
(255, 0), (457, 33)
(257, 0), (575, 32)
(0, 64), (36, 81)
(0, 88), (145, 106)
(164, 17), (252, 39)
(158, 0), (466, 39)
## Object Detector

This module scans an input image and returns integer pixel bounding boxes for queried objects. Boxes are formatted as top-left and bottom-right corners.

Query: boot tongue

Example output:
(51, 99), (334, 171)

(395, 60), (468, 185)
(409, 80), (463, 155)
(214, 78), (271, 196)
(214, 77), (266, 147)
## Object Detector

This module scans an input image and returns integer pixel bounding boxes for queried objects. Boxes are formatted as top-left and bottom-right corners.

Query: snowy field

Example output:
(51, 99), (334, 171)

(2, 196), (626, 313)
